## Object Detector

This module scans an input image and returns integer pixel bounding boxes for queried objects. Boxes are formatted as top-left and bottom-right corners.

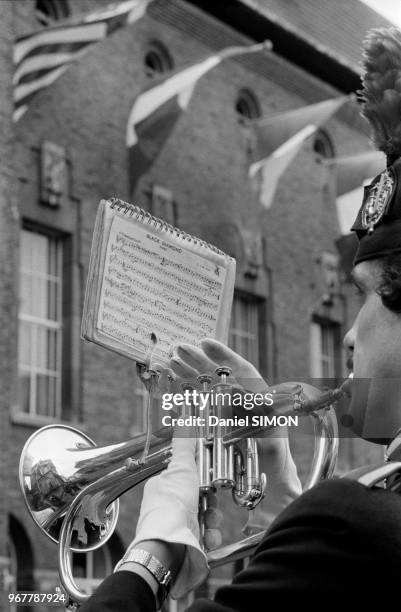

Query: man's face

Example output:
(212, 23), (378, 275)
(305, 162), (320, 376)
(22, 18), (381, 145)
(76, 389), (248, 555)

(343, 259), (401, 441)
(344, 260), (401, 378)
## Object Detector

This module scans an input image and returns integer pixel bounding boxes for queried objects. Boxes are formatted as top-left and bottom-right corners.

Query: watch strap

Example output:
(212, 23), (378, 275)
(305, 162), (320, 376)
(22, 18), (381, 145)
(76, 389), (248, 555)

(114, 548), (172, 607)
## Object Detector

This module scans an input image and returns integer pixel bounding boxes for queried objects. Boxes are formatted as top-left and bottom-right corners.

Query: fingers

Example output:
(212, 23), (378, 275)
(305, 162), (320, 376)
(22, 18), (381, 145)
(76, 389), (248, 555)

(169, 357), (199, 380)
(201, 490), (223, 551)
(201, 339), (265, 386)
(203, 528), (222, 550)
(200, 338), (253, 374)
(168, 338), (269, 395)
(176, 344), (219, 374)
(155, 367), (176, 392)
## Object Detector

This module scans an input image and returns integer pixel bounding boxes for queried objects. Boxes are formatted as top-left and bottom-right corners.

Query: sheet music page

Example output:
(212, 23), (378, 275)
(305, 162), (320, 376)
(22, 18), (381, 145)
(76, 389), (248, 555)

(96, 214), (227, 363)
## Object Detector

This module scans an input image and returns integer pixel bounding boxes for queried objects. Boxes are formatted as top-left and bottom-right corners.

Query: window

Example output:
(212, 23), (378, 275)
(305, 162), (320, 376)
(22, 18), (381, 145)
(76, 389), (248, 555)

(35, 0), (70, 25)
(151, 185), (177, 225)
(310, 320), (340, 379)
(130, 367), (148, 435)
(18, 228), (63, 418)
(229, 294), (260, 369)
(5, 539), (17, 612)
(313, 129), (335, 160)
(144, 41), (173, 76)
(7, 516), (34, 605)
(235, 88), (261, 122)
(72, 548), (112, 596)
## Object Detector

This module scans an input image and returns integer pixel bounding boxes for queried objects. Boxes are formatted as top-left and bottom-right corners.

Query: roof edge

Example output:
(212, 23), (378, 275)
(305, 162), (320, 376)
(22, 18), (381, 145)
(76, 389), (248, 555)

(183, 0), (362, 93)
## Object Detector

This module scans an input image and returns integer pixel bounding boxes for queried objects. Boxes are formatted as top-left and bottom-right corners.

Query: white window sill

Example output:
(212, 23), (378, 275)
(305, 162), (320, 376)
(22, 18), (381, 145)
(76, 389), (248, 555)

(10, 409), (86, 432)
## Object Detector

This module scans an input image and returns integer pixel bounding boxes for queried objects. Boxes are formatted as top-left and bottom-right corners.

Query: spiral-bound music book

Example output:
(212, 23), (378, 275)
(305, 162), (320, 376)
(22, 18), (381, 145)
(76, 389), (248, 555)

(81, 198), (236, 366)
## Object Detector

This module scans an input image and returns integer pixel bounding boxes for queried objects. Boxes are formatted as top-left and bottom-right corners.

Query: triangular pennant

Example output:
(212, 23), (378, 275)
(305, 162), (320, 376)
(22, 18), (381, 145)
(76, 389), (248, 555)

(249, 97), (349, 208)
(126, 41), (271, 192)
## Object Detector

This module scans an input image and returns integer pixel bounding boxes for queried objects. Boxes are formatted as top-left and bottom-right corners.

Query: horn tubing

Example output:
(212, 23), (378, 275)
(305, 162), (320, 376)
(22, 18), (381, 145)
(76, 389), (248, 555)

(58, 452), (172, 604)
(20, 381), (343, 607)
(207, 407), (338, 568)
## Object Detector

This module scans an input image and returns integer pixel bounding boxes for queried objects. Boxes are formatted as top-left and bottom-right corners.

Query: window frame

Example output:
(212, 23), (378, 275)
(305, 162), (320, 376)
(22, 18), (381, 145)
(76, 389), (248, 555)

(35, 0), (70, 26)
(72, 547), (113, 596)
(15, 221), (75, 425)
(313, 128), (335, 160)
(310, 317), (342, 382)
(235, 88), (261, 123)
(229, 291), (266, 372)
(144, 40), (174, 77)
(18, 226), (63, 419)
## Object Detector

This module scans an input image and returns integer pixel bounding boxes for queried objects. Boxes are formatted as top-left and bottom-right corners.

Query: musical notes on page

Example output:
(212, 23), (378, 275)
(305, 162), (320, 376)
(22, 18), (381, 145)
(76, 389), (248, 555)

(96, 215), (227, 363)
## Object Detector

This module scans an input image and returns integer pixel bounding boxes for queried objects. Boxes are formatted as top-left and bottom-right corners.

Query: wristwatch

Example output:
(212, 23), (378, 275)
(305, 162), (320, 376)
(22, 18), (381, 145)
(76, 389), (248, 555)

(114, 548), (172, 608)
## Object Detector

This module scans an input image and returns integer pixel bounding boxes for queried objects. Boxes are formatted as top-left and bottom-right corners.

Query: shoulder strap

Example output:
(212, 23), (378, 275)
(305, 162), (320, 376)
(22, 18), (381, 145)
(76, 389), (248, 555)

(343, 461), (401, 490)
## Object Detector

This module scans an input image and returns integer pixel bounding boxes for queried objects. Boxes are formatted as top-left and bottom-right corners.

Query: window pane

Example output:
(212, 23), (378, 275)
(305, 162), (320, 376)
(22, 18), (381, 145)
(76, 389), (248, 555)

(47, 327), (58, 370)
(18, 229), (63, 417)
(36, 324), (47, 369)
(310, 322), (337, 379)
(20, 272), (32, 315)
(229, 296), (260, 369)
(36, 374), (49, 416)
(48, 279), (59, 321)
(36, 374), (58, 417)
(93, 548), (109, 578)
(31, 233), (48, 275)
(131, 370), (147, 434)
(18, 372), (30, 413)
(18, 321), (31, 367)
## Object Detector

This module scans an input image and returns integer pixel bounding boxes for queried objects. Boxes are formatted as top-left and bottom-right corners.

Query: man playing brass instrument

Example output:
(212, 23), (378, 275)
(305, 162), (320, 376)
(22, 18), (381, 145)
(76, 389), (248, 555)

(82, 27), (401, 609)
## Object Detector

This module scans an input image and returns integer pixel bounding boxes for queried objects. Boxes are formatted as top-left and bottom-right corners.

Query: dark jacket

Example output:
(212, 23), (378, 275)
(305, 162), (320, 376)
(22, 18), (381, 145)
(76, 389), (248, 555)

(81, 478), (401, 611)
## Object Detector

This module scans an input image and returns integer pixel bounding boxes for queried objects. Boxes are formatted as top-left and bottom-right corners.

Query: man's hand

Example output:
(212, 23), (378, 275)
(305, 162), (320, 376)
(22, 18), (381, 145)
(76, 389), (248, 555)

(129, 435), (209, 599)
(170, 339), (302, 532)
(170, 338), (266, 392)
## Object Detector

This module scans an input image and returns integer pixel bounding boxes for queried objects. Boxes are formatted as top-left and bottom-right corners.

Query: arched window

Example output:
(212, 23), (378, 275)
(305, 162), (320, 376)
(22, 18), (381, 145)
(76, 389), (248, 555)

(144, 41), (174, 76)
(5, 539), (17, 612)
(313, 129), (335, 160)
(35, 0), (70, 25)
(235, 88), (261, 122)
(7, 515), (35, 610)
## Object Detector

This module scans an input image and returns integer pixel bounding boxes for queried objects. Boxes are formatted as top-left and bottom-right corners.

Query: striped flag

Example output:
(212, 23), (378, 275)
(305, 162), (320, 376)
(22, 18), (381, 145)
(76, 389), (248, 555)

(126, 41), (271, 192)
(249, 97), (349, 209)
(13, 0), (152, 122)
(327, 151), (385, 235)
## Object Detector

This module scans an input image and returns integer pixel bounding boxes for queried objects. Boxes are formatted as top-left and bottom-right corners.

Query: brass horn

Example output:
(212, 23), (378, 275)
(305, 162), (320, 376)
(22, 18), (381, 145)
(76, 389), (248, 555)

(19, 374), (346, 609)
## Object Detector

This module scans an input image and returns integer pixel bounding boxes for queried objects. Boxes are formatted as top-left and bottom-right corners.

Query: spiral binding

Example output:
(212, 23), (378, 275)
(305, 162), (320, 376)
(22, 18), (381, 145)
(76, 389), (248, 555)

(109, 197), (231, 258)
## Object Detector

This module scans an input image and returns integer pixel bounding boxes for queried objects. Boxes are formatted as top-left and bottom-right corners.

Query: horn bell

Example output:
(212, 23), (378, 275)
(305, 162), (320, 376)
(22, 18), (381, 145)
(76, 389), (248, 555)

(19, 424), (172, 553)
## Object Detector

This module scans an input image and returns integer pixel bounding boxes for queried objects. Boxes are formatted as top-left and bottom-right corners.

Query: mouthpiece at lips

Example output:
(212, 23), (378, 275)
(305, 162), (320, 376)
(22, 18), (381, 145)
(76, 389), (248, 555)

(290, 378), (352, 414)
(341, 374), (353, 395)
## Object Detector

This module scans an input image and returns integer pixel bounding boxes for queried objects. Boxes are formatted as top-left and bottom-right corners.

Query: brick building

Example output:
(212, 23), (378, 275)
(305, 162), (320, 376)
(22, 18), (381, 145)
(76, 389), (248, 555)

(0, 0), (392, 610)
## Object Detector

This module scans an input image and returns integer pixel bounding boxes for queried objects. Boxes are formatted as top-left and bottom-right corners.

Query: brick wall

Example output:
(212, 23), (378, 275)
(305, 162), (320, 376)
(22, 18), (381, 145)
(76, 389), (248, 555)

(2, 0), (388, 607)
(0, 2), (20, 609)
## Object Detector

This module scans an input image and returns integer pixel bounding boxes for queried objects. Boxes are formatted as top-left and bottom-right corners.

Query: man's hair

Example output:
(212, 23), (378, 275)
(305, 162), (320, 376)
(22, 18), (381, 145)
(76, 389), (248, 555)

(377, 253), (401, 313)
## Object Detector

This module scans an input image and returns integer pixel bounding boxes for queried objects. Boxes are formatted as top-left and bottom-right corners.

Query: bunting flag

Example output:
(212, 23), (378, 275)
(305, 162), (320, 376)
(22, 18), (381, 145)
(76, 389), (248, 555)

(13, 0), (152, 122)
(328, 151), (385, 235)
(329, 150), (385, 197)
(249, 96), (349, 209)
(126, 41), (271, 191)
